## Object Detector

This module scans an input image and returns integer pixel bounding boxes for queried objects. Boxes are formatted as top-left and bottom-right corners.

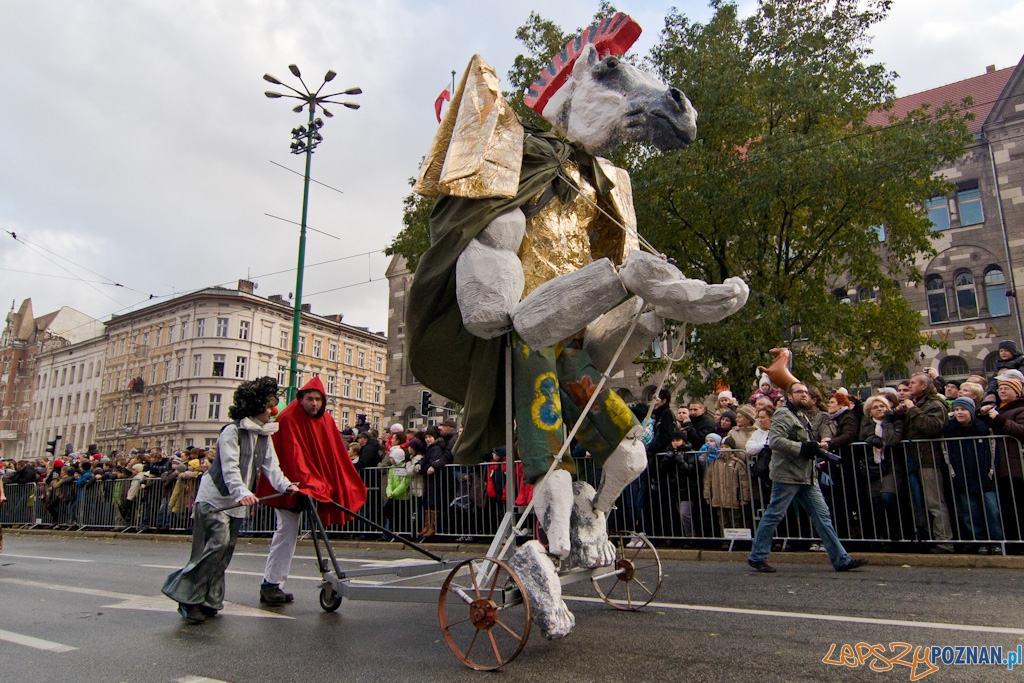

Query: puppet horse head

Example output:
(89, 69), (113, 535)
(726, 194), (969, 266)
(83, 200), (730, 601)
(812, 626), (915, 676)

(538, 42), (697, 156)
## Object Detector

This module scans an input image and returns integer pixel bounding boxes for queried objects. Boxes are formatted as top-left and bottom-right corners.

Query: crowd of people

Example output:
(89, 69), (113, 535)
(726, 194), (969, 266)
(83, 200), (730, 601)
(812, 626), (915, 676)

(5, 340), (1024, 559)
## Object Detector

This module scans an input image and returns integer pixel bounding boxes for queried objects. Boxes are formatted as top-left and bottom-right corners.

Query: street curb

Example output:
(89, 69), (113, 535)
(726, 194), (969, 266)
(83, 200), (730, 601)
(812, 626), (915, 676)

(7, 528), (1023, 568)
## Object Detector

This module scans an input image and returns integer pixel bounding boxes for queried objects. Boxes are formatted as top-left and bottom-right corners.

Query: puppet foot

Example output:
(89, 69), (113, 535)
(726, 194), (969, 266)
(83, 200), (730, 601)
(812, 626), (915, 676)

(509, 540), (576, 640)
(569, 481), (616, 568)
(533, 469), (573, 559)
(594, 430), (647, 513)
(619, 251), (749, 324)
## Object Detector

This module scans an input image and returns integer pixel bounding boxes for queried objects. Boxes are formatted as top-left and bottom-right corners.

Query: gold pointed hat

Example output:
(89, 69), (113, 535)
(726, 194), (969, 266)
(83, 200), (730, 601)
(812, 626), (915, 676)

(414, 54), (524, 199)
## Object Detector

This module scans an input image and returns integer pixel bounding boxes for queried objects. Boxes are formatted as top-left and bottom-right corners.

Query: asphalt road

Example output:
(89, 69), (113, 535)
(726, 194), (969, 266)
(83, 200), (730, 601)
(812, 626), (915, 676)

(1, 533), (1023, 682)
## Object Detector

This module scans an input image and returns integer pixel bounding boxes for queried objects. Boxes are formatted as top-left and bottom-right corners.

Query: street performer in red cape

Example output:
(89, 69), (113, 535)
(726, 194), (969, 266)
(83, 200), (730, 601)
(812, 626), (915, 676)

(255, 376), (367, 605)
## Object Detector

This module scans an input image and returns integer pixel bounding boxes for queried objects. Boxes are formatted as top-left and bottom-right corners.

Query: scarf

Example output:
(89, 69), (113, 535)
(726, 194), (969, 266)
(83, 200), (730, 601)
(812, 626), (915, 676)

(871, 418), (885, 465)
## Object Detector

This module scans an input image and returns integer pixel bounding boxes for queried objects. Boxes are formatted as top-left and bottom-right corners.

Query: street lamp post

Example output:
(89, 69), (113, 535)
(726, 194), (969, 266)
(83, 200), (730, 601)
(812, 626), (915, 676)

(264, 65), (361, 401)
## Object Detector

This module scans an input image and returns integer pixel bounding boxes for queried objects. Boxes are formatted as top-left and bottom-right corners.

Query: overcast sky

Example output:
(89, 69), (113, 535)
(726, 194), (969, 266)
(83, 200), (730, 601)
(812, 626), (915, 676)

(2, 0), (1022, 336)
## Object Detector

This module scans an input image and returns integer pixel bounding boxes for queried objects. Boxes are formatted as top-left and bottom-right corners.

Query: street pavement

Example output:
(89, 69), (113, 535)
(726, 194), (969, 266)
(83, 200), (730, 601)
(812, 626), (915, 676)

(1, 533), (1023, 682)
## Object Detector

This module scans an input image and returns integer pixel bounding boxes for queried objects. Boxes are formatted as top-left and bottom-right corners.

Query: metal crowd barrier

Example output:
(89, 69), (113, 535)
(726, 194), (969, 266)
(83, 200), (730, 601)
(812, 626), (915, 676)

(3, 434), (1022, 554)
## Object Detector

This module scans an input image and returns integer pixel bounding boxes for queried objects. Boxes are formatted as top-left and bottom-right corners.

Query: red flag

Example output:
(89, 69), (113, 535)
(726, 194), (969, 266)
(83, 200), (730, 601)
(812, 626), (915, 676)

(434, 85), (451, 123)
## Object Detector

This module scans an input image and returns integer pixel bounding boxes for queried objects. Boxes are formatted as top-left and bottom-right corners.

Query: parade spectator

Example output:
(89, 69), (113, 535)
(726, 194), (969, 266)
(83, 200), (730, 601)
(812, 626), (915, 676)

(674, 407), (697, 450)
(945, 397), (1003, 554)
(716, 390), (739, 413)
(749, 376), (781, 406)
(383, 432), (410, 536)
(824, 393), (859, 456)
(859, 395), (904, 542)
(715, 410), (736, 438)
(647, 389), (677, 458)
(656, 430), (700, 542)
(978, 372), (1024, 553)
(747, 381), (867, 573)
(405, 437), (427, 535)
(959, 382), (985, 403)
(353, 431), (382, 471)
(703, 433), (751, 538)
(384, 423), (404, 452)
(418, 427), (448, 539)
(898, 372), (954, 553)
(724, 405), (757, 453)
(687, 400), (716, 446)
(985, 341), (1024, 401)
(943, 382), (960, 404)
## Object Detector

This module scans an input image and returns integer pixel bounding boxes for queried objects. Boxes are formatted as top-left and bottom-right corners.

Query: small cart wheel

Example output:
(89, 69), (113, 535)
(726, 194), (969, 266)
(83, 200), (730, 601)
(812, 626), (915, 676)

(319, 585), (342, 612)
(592, 533), (663, 611)
(438, 557), (531, 671)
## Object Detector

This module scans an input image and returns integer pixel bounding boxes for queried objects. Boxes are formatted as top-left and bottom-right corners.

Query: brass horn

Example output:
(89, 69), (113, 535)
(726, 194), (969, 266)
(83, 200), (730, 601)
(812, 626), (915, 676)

(756, 347), (798, 391)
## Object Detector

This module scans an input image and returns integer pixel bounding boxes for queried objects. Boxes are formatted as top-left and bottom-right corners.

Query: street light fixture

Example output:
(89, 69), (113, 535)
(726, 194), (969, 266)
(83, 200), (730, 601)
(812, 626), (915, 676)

(264, 65), (361, 401)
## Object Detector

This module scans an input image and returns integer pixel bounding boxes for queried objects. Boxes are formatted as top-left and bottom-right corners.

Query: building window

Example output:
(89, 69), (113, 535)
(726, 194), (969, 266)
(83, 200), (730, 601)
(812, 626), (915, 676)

(299, 335), (306, 355)
(216, 317), (229, 338)
(146, 400), (153, 425)
(374, 384), (381, 404)
(344, 347), (352, 365)
(167, 323), (176, 343)
(61, 368), (66, 385)
(159, 398), (167, 422)
(154, 327), (162, 347)
(208, 394), (222, 420)
(859, 287), (878, 302)
(927, 197), (950, 231)
(326, 375), (336, 395)
(357, 350), (365, 368)
(926, 275), (948, 324)
(342, 409), (350, 427)
(940, 355), (970, 378)
(196, 318), (205, 338)
(343, 378), (351, 398)
(163, 359), (171, 382)
(172, 396), (179, 421)
(985, 351), (1001, 376)
(181, 319), (190, 339)
(296, 370), (304, 387)
(239, 320), (250, 340)
(954, 271), (978, 320)
(985, 267), (1009, 317)
(212, 354), (226, 377)
(329, 342), (338, 362)
(375, 355), (383, 373)
(150, 364), (158, 384)
(193, 354), (202, 377)
(177, 355), (185, 379)
(958, 187), (984, 226)
(313, 338), (322, 358)
(280, 330), (289, 350)
(278, 365), (287, 386)
(356, 381), (364, 400)
(234, 356), (247, 379)
(188, 394), (198, 420)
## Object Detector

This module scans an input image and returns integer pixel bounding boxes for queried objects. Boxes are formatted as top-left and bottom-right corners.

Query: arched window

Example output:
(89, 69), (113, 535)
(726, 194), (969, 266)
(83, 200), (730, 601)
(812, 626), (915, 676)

(985, 267), (1009, 317)
(985, 351), (1001, 376)
(940, 355), (970, 378)
(926, 275), (948, 324)
(954, 271), (978, 320)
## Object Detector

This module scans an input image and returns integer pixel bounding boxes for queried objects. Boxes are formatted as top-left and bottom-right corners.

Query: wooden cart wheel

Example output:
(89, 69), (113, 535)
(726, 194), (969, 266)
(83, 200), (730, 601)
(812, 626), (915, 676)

(438, 557), (531, 671)
(591, 533), (663, 611)
(319, 585), (342, 612)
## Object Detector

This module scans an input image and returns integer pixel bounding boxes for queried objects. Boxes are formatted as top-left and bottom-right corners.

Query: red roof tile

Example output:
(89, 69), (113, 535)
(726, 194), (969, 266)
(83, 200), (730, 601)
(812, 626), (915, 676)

(867, 67), (1014, 134)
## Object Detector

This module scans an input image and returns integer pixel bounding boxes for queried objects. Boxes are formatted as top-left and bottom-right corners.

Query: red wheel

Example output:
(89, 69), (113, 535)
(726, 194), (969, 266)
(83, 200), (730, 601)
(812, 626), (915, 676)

(438, 557), (531, 670)
(591, 533), (663, 610)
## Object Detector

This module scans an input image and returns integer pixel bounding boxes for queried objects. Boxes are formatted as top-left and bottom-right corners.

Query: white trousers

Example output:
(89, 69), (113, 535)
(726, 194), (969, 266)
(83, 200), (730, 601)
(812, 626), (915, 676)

(263, 508), (300, 586)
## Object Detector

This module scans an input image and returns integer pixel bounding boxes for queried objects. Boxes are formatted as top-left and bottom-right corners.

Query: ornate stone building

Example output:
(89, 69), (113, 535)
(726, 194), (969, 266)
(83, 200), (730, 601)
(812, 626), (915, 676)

(865, 57), (1024, 384)
(95, 281), (387, 453)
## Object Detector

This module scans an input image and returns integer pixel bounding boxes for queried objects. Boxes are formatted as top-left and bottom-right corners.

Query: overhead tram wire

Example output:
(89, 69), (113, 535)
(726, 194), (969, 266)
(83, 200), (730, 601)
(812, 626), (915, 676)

(269, 160), (346, 195)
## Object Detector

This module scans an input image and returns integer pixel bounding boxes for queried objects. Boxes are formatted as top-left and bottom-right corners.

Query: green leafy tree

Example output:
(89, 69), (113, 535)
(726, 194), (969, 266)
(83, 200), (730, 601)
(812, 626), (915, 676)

(384, 174), (434, 274)
(636, 0), (972, 397)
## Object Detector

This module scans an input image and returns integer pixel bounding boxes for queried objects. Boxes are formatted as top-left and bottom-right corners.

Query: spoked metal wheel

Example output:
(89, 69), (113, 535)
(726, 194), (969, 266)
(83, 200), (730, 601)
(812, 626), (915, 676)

(319, 584), (342, 612)
(438, 557), (531, 671)
(591, 533), (663, 611)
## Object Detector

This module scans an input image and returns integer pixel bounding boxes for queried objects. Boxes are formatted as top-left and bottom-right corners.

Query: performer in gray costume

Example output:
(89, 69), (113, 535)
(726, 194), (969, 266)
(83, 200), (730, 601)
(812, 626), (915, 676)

(162, 377), (298, 623)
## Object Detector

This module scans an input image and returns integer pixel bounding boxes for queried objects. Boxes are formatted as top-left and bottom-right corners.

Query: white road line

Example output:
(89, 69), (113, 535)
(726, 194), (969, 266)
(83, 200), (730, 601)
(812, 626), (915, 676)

(0, 578), (292, 620)
(2, 553), (93, 563)
(0, 628), (77, 653)
(176, 676), (232, 683)
(233, 552), (427, 567)
(563, 595), (1024, 636)
(140, 564), (321, 581)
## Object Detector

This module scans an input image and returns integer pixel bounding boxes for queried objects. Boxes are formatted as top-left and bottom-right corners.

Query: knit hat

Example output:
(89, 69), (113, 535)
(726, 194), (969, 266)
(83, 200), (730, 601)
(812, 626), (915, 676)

(952, 396), (976, 416)
(720, 410), (737, 424)
(175, 463), (188, 473)
(1001, 369), (1024, 383)
(53, 459), (64, 469)
(407, 438), (426, 454)
(131, 463), (145, 473)
(718, 390), (734, 401)
(998, 376), (1024, 398)
(706, 433), (723, 447)
(188, 459), (201, 471)
(999, 340), (1019, 354)
(736, 404), (757, 424)
(389, 423), (404, 434)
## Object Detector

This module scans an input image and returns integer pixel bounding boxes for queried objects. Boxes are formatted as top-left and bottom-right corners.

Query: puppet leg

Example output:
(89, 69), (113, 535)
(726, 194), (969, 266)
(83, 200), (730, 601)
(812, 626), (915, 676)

(569, 481), (617, 568)
(509, 540), (575, 639)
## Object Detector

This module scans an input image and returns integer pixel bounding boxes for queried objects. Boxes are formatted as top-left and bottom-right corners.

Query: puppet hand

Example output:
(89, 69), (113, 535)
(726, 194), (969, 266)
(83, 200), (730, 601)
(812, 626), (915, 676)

(286, 484), (300, 493)
(239, 495), (258, 507)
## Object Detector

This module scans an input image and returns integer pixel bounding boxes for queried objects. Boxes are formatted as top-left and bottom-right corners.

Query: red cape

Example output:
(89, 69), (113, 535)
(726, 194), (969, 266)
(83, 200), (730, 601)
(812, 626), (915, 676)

(256, 391), (367, 526)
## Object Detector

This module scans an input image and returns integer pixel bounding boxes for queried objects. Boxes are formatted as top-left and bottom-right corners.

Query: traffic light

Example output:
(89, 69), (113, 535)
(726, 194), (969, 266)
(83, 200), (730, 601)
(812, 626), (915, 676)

(45, 435), (62, 456)
(420, 390), (432, 417)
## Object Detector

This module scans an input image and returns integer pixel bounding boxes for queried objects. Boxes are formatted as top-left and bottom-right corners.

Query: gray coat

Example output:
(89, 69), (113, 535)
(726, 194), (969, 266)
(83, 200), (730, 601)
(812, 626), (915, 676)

(768, 403), (816, 485)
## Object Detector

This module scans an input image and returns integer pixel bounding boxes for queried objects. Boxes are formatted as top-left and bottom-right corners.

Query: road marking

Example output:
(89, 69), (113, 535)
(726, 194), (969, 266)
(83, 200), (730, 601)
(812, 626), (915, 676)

(563, 595), (1024, 636)
(176, 676), (231, 683)
(0, 578), (292, 619)
(140, 564), (321, 581)
(0, 628), (77, 653)
(233, 552), (427, 567)
(2, 553), (93, 563)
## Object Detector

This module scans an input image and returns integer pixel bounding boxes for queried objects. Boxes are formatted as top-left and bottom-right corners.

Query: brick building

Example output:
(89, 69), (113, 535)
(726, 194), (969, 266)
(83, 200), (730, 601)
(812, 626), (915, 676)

(865, 57), (1024, 384)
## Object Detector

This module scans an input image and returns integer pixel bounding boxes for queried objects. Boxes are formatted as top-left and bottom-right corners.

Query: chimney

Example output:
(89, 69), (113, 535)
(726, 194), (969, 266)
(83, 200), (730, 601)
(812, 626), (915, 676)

(268, 294), (284, 303)
(987, 65), (996, 74)
(237, 279), (256, 294)
(324, 313), (344, 323)
(301, 303), (312, 313)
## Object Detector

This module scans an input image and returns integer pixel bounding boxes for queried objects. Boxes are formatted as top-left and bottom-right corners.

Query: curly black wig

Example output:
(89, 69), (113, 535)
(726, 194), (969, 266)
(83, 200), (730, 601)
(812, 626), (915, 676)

(228, 376), (280, 420)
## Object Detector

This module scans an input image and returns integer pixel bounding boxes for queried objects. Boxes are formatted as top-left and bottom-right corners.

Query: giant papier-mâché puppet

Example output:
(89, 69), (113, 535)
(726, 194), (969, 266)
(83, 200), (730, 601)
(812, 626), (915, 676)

(406, 13), (748, 638)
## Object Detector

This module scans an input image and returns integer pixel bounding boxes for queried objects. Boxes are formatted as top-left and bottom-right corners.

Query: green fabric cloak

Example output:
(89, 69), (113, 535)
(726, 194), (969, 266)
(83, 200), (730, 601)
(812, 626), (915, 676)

(405, 126), (613, 464)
